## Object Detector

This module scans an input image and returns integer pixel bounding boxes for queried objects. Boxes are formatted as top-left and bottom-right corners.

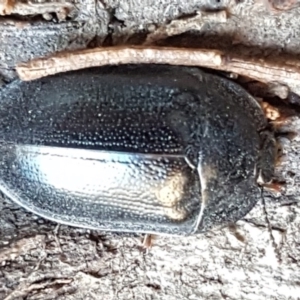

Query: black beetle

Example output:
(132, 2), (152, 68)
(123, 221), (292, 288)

(0, 65), (276, 235)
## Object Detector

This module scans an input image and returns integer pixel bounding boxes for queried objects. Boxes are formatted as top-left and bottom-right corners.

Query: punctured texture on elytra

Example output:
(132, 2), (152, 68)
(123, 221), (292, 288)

(0, 65), (276, 235)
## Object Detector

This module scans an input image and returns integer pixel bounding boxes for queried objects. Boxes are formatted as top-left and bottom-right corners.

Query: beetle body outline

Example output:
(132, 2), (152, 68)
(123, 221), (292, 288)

(0, 65), (276, 235)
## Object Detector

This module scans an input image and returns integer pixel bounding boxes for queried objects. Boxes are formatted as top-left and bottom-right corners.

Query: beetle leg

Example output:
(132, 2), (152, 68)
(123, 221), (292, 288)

(142, 234), (155, 249)
(257, 131), (286, 195)
(274, 140), (285, 167)
(262, 181), (285, 194)
(256, 130), (277, 184)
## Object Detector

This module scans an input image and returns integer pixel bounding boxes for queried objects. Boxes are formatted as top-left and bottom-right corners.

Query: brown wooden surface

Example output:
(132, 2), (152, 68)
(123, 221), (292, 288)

(0, 0), (300, 299)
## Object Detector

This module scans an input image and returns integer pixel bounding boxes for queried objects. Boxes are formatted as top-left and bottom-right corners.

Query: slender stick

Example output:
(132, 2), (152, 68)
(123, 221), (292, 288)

(16, 45), (300, 95)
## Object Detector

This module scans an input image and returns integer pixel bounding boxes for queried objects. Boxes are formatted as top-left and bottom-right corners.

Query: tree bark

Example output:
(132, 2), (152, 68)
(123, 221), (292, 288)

(0, 0), (300, 299)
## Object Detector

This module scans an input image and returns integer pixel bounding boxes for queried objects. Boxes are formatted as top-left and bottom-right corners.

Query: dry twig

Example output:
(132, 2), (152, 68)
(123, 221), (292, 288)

(16, 45), (300, 96)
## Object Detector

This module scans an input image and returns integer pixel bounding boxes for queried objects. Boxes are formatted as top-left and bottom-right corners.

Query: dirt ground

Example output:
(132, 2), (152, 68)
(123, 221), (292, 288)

(0, 0), (300, 299)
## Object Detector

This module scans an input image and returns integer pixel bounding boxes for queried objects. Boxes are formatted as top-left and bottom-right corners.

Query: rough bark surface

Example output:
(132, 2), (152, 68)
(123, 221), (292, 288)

(0, 0), (300, 299)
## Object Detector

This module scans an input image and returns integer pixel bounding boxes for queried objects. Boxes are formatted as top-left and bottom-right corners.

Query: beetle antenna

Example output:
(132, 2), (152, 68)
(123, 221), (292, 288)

(260, 186), (281, 262)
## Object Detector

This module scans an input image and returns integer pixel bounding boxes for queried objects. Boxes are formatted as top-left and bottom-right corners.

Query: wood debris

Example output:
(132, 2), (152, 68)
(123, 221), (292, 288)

(0, 0), (73, 20)
(0, 0), (14, 15)
(0, 235), (45, 262)
(16, 45), (300, 96)
(144, 10), (228, 45)
(261, 102), (281, 120)
(268, 83), (289, 99)
(262, 0), (298, 12)
(16, 46), (223, 80)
